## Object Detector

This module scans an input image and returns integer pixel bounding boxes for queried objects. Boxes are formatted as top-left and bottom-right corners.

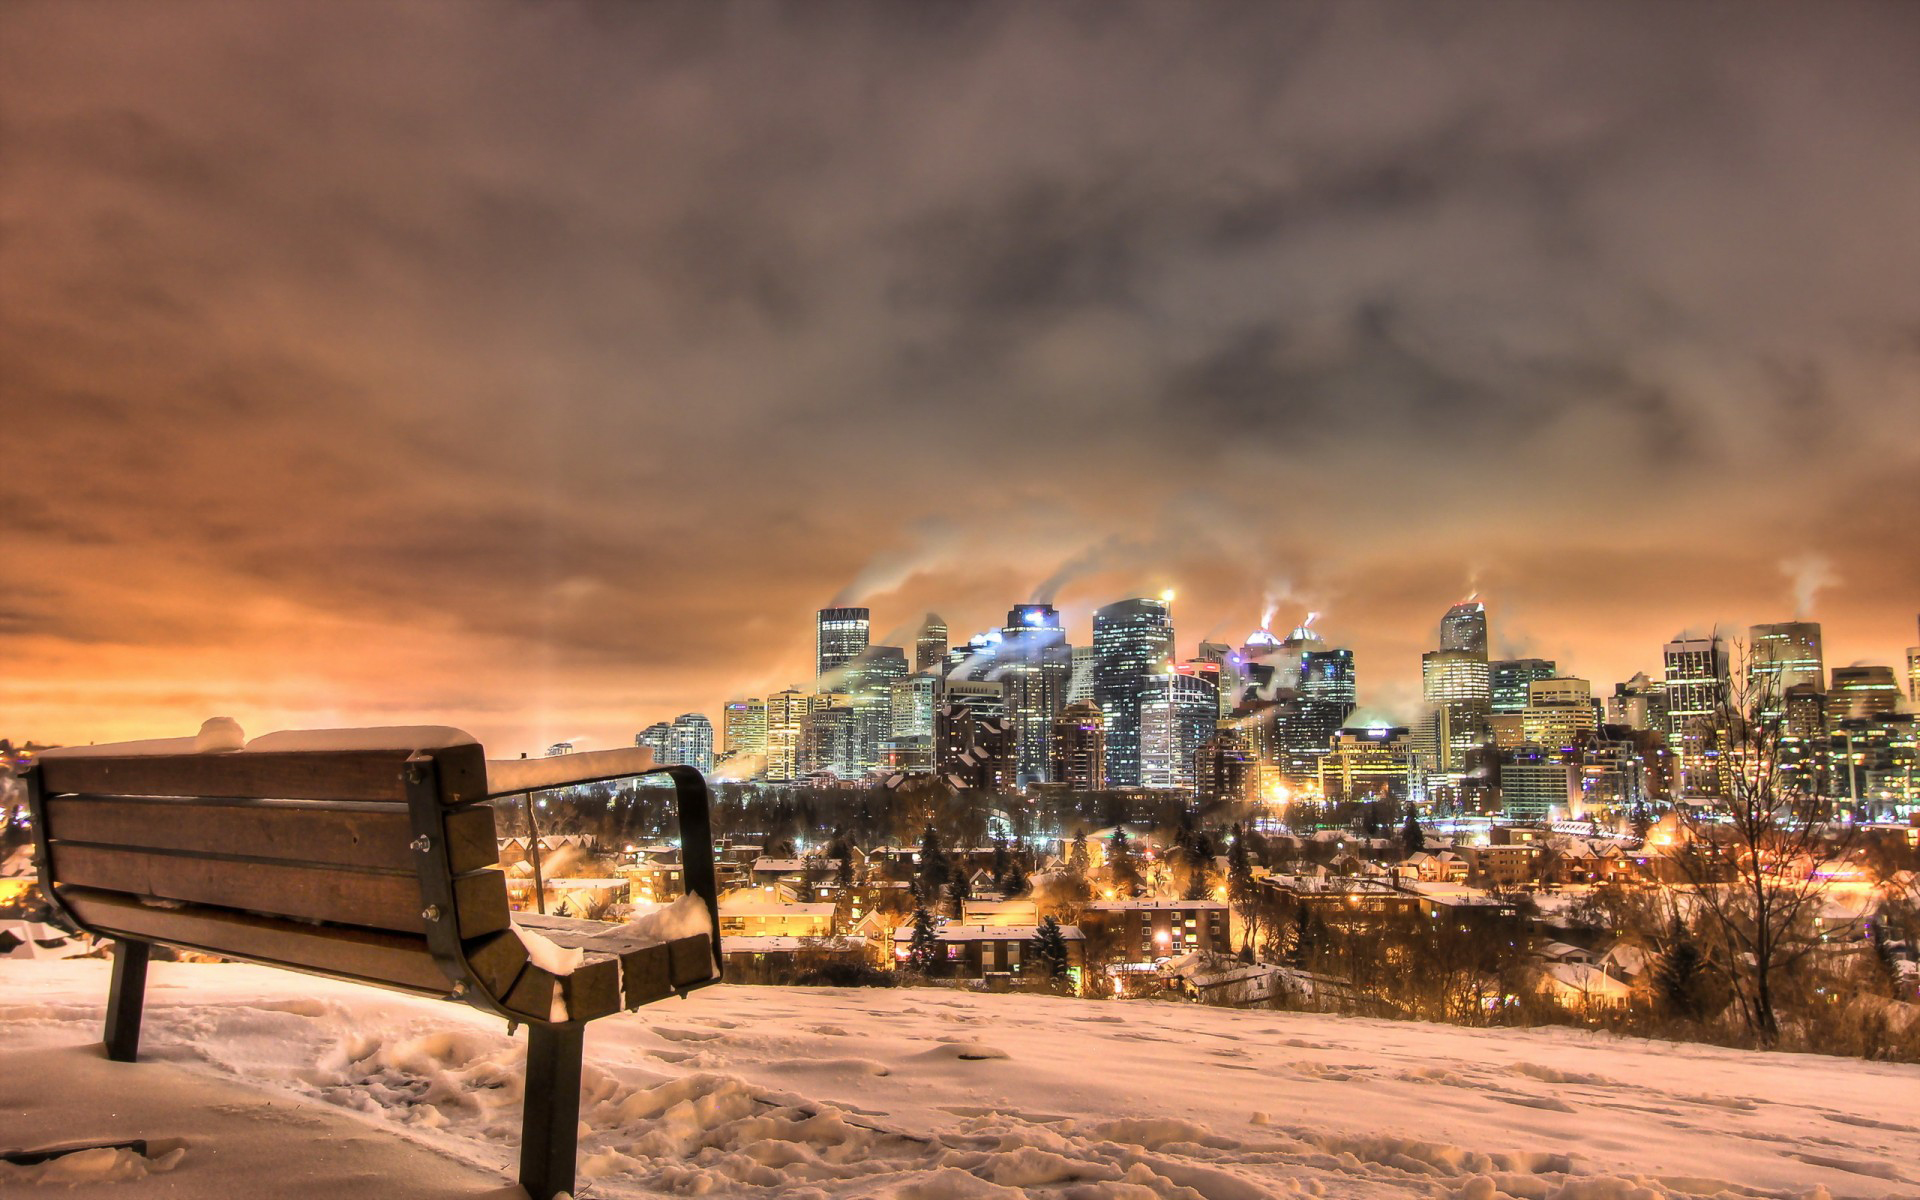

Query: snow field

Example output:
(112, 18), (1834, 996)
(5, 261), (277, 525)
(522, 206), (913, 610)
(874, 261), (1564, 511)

(1, 961), (1915, 1199)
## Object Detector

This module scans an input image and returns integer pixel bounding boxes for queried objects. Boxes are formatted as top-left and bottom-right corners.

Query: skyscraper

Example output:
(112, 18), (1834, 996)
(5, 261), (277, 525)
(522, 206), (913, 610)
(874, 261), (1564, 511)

(999, 603), (1072, 785)
(936, 681), (1011, 792)
(765, 688), (823, 783)
(1520, 678), (1596, 751)
(845, 645), (909, 775)
(915, 613), (949, 675)
(1490, 658), (1557, 714)
(1439, 599), (1488, 655)
(1140, 662), (1219, 790)
(1663, 634), (1729, 798)
(815, 606), (870, 683)
(886, 674), (940, 771)
(1197, 640), (1235, 716)
(1050, 700), (1107, 790)
(1093, 596), (1174, 787)
(1421, 649), (1490, 775)
(721, 699), (767, 758)
(635, 722), (672, 763)
(1300, 648), (1357, 708)
(1831, 665), (1902, 720)
(1906, 614), (1919, 703)
(666, 712), (714, 772)
(1068, 645), (1097, 704)
(1749, 621), (1825, 716)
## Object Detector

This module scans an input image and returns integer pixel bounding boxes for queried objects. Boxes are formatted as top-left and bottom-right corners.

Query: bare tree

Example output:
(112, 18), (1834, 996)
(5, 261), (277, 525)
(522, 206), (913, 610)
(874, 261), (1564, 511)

(1669, 639), (1855, 1045)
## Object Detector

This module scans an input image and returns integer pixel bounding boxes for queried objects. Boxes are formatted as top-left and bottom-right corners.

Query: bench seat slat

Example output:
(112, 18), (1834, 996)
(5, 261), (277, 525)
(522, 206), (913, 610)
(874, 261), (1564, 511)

(58, 886), (454, 995)
(37, 745), (487, 804)
(51, 844), (510, 939)
(44, 796), (500, 875)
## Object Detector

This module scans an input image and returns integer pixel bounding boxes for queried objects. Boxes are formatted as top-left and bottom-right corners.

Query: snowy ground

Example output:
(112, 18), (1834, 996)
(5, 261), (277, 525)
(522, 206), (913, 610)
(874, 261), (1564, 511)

(2, 961), (1916, 1200)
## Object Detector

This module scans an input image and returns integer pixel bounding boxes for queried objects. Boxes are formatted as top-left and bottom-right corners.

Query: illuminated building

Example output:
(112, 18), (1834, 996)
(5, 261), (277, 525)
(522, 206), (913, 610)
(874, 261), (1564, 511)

(721, 699), (767, 758)
(1606, 672), (1666, 731)
(1196, 730), (1256, 804)
(1500, 749), (1577, 821)
(1068, 645), (1097, 704)
(1197, 641), (1235, 716)
(799, 701), (858, 778)
(1831, 665), (1902, 720)
(1748, 621), (1824, 720)
(915, 613), (949, 674)
(1139, 662), (1220, 790)
(665, 713), (714, 772)
(1300, 648), (1356, 708)
(946, 630), (1000, 681)
(815, 606), (870, 683)
(1050, 700), (1107, 790)
(887, 674), (939, 770)
(1490, 658), (1556, 714)
(1439, 599), (1488, 655)
(1420, 649), (1490, 775)
(1662, 634), (1728, 798)
(999, 603), (1072, 785)
(765, 688), (825, 783)
(635, 723), (672, 763)
(936, 681), (1012, 791)
(1520, 678), (1597, 750)
(844, 645), (908, 774)
(1319, 726), (1412, 805)
(1092, 596), (1174, 787)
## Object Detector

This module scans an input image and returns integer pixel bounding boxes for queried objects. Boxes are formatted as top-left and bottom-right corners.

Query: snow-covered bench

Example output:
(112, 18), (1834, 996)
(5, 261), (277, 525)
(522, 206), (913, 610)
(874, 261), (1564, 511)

(24, 725), (722, 1200)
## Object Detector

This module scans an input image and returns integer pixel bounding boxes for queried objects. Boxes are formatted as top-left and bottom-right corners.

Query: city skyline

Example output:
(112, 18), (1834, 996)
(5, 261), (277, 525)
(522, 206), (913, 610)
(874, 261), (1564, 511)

(6, 2), (1920, 754)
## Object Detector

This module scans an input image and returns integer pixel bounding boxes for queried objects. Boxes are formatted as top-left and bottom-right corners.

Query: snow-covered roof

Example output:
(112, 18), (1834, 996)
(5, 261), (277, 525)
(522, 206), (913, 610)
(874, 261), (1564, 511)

(894, 923), (1085, 942)
(1084, 899), (1228, 912)
(721, 935), (867, 953)
(719, 898), (836, 918)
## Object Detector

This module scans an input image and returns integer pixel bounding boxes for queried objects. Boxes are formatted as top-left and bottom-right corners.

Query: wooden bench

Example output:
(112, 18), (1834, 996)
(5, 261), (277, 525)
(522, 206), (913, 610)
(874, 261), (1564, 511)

(23, 727), (722, 1200)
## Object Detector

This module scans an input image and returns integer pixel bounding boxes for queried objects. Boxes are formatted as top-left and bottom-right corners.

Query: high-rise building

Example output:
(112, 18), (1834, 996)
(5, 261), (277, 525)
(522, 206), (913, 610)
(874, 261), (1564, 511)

(1093, 596), (1174, 787)
(915, 613), (950, 675)
(844, 645), (908, 775)
(1319, 726), (1412, 805)
(765, 688), (825, 783)
(997, 603), (1073, 786)
(1139, 662), (1220, 791)
(1831, 666), (1902, 721)
(1299, 648), (1356, 708)
(1491, 658), (1557, 714)
(799, 701), (857, 778)
(636, 722), (672, 763)
(815, 607), (871, 684)
(1197, 641), (1235, 716)
(936, 681), (1011, 792)
(1049, 700), (1107, 790)
(666, 713), (715, 772)
(1663, 634), (1729, 798)
(1439, 599), (1488, 656)
(1606, 672), (1666, 731)
(1421, 649), (1491, 774)
(885, 674), (940, 772)
(946, 630), (1000, 681)
(1520, 678), (1597, 750)
(1196, 730), (1256, 804)
(1500, 748), (1577, 821)
(721, 699), (768, 758)
(1749, 621), (1825, 718)
(1068, 645), (1098, 704)
(1907, 614), (1920, 703)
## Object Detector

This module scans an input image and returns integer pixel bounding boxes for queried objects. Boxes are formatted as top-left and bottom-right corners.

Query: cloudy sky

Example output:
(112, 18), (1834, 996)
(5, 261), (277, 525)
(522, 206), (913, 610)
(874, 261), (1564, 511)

(4, 1), (1918, 753)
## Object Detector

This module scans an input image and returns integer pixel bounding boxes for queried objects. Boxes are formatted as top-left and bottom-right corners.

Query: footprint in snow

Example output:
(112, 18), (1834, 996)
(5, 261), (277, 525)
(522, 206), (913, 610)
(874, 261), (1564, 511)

(653, 1027), (726, 1042)
(913, 1042), (1010, 1062)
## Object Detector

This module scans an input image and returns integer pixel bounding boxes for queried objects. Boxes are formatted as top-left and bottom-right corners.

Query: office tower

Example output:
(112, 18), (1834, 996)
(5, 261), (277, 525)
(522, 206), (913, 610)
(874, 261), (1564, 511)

(666, 713), (715, 772)
(815, 607), (871, 683)
(998, 603), (1073, 785)
(1749, 621), (1825, 719)
(885, 674), (939, 772)
(1421, 649), (1491, 774)
(1491, 658), (1557, 714)
(635, 722), (672, 763)
(1831, 666), (1902, 720)
(1607, 672), (1667, 731)
(936, 681), (1011, 792)
(1663, 634), (1729, 798)
(1068, 645), (1097, 704)
(1050, 700), (1107, 790)
(1909, 614), (1920, 703)
(799, 701), (857, 778)
(1500, 748), (1578, 821)
(765, 688), (824, 783)
(1139, 662), (1220, 790)
(1196, 730), (1256, 804)
(843, 645), (909, 775)
(946, 630), (1001, 681)
(1197, 641), (1235, 716)
(1319, 726), (1413, 805)
(1439, 599), (1488, 655)
(1093, 596), (1174, 787)
(1300, 648), (1357, 708)
(721, 699), (768, 758)
(1521, 678), (1597, 750)
(915, 613), (950, 674)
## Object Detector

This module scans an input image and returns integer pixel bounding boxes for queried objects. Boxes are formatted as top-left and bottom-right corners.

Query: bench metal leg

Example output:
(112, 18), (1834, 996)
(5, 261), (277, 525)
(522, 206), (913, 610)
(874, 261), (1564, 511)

(519, 1023), (583, 1200)
(104, 940), (150, 1063)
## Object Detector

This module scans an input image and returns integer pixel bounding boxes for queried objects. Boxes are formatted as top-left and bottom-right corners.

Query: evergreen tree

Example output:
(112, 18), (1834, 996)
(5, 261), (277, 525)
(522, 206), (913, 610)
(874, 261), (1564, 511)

(990, 839), (1009, 891)
(907, 905), (941, 974)
(946, 866), (972, 918)
(1654, 921), (1709, 1021)
(1000, 859), (1030, 898)
(917, 823), (950, 903)
(1107, 828), (1142, 895)
(1069, 829), (1091, 875)
(1030, 914), (1070, 980)
(1401, 812), (1426, 856)
(1629, 802), (1654, 845)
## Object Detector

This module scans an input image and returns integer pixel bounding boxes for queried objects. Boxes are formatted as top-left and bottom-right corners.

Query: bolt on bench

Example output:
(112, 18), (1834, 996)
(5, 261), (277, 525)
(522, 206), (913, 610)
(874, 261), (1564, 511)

(24, 726), (722, 1200)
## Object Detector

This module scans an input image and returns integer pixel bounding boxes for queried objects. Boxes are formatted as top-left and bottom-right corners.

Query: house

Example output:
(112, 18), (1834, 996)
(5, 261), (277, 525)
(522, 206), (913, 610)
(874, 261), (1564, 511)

(1399, 851), (1469, 884)
(1158, 951), (1280, 1006)
(893, 923), (1086, 988)
(961, 899), (1040, 927)
(624, 853), (686, 905)
(1532, 961), (1635, 1011)
(1082, 899), (1231, 964)
(717, 895), (837, 938)
(720, 934), (869, 985)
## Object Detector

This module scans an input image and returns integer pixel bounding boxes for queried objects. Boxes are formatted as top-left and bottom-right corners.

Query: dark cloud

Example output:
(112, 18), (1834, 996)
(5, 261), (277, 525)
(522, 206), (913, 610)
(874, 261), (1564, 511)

(3, 0), (1918, 750)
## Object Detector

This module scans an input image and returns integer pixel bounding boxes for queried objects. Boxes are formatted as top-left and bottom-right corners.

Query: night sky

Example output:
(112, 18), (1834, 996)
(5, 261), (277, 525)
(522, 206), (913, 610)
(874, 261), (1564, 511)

(5, 2), (1918, 754)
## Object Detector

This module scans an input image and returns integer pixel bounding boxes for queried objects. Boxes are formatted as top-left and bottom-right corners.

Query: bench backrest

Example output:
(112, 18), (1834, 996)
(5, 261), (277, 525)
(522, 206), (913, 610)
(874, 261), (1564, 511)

(28, 744), (527, 1000)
